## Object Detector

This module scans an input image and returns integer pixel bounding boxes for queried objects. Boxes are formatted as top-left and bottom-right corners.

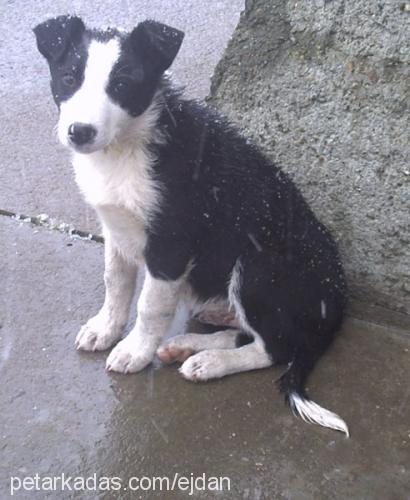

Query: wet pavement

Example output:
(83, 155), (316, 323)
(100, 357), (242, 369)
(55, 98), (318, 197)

(1, 216), (409, 499)
(1, 0), (410, 498)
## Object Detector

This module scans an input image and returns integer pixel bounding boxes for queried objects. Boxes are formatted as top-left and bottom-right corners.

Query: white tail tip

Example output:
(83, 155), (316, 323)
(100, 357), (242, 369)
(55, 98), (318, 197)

(289, 393), (350, 437)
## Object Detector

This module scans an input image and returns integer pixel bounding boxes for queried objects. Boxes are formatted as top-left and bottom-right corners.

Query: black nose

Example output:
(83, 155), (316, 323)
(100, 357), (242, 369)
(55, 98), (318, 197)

(68, 123), (97, 146)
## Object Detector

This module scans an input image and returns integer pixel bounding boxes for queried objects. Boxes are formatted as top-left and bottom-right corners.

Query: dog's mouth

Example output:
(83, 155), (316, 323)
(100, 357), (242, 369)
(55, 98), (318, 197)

(68, 139), (107, 155)
(66, 132), (111, 154)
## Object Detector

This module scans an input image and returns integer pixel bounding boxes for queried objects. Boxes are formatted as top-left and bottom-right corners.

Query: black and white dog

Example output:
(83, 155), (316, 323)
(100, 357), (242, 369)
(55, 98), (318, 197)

(34, 16), (349, 435)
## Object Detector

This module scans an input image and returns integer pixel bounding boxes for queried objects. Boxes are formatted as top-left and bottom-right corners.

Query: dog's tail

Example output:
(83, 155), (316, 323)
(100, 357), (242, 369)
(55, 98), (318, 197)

(277, 347), (349, 437)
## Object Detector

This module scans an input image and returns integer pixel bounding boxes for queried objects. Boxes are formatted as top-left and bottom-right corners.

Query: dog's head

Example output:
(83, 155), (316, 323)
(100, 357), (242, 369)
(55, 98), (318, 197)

(34, 16), (184, 153)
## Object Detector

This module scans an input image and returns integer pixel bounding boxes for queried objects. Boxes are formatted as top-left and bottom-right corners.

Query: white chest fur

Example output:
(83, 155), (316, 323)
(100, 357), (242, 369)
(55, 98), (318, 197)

(72, 144), (160, 261)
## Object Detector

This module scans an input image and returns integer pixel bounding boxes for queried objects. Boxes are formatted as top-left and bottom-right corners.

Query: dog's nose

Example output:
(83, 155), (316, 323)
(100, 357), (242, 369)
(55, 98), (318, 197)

(68, 123), (97, 146)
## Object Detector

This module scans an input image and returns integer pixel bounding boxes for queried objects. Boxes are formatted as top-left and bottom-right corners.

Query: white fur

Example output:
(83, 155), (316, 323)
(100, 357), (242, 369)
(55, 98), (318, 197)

(75, 236), (138, 351)
(179, 343), (272, 381)
(61, 40), (167, 357)
(289, 393), (350, 437)
(228, 258), (257, 336)
(58, 39), (126, 153)
(55, 38), (164, 264)
(72, 101), (163, 266)
(72, 97), (162, 247)
(106, 267), (185, 373)
(73, 119), (162, 266)
(227, 258), (268, 355)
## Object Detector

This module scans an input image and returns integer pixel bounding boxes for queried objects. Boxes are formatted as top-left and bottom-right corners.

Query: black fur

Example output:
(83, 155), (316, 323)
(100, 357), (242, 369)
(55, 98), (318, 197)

(107, 21), (184, 117)
(34, 16), (88, 107)
(146, 86), (347, 397)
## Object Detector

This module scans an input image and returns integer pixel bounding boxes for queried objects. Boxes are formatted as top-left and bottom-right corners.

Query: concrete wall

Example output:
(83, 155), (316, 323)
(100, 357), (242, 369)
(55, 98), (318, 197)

(209, 0), (410, 327)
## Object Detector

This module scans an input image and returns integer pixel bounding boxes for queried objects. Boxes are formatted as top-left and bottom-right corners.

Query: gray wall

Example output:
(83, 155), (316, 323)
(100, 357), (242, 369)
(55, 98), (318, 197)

(210, 0), (410, 326)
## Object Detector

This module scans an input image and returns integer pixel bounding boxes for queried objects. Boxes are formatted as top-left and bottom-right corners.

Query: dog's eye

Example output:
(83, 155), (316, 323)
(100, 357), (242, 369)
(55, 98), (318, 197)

(113, 79), (130, 93)
(62, 74), (76, 87)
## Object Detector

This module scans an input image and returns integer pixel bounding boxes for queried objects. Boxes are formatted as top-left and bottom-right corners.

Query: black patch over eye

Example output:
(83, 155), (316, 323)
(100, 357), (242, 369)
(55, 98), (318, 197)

(108, 54), (153, 117)
(62, 74), (76, 87)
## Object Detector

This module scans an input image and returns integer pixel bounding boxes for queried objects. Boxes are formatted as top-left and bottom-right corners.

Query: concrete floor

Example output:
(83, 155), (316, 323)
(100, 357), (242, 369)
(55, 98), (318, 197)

(1, 1), (409, 498)
(1, 217), (409, 499)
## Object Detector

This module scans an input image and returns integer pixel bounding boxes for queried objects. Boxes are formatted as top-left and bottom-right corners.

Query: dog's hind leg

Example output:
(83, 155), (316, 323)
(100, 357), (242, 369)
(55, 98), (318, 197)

(179, 339), (272, 381)
(157, 329), (245, 364)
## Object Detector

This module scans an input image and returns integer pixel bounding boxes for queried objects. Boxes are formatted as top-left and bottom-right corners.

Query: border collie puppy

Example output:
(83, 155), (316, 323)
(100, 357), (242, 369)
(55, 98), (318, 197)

(34, 16), (349, 435)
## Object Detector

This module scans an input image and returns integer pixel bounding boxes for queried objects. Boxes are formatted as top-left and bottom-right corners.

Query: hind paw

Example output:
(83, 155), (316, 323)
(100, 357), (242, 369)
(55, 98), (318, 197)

(156, 336), (194, 364)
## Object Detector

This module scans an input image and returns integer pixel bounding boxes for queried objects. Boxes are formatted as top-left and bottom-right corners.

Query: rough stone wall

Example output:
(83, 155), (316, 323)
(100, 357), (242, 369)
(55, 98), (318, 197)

(210, 0), (410, 324)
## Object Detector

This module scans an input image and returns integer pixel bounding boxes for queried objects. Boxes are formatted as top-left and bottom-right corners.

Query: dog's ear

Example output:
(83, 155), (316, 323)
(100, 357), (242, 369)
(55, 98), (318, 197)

(130, 20), (184, 76)
(33, 15), (85, 62)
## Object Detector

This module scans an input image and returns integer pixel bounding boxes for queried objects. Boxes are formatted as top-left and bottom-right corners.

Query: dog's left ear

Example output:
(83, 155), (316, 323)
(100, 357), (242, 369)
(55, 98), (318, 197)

(130, 20), (184, 76)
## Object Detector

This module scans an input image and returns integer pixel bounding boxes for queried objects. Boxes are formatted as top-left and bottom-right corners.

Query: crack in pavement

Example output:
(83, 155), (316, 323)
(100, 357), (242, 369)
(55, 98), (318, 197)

(0, 208), (104, 244)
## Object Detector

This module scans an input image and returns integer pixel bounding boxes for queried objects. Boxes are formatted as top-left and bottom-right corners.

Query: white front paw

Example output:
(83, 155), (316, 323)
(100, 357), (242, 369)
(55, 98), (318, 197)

(179, 350), (225, 381)
(106, 336), (154, 374)
(75, 315), (122, 352)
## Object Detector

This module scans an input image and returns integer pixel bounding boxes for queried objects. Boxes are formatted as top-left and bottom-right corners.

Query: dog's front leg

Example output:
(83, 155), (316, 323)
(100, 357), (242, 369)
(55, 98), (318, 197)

(75, 236), (138, 351)
(106, 269), (182, 373)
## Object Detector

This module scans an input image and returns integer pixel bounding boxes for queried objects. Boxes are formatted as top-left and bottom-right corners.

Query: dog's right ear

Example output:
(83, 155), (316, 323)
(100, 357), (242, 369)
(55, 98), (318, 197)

(33, 15), (85, 62)
(130, 20), (184, 76)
